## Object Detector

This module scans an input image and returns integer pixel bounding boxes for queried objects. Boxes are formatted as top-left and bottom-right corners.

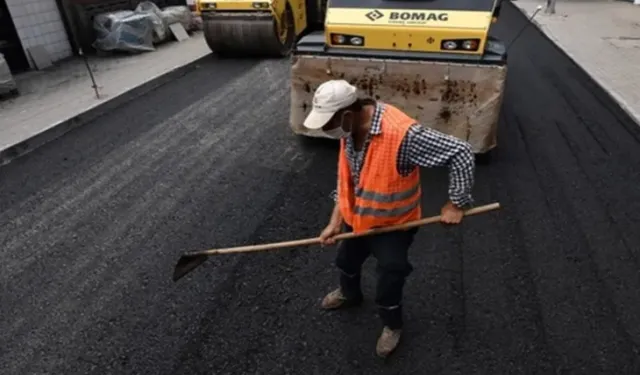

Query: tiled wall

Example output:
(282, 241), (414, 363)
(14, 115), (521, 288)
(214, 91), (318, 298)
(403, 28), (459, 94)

(6, 0), (73, 67)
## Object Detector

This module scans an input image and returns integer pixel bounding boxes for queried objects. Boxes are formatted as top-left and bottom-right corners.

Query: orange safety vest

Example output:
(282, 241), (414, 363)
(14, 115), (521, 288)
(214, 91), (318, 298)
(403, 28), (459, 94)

(338, 104), (422, 233)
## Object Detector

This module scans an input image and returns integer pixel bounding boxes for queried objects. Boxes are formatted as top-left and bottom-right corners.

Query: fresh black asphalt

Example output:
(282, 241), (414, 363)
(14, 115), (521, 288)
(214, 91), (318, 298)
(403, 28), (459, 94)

(1, 3), (640, 374)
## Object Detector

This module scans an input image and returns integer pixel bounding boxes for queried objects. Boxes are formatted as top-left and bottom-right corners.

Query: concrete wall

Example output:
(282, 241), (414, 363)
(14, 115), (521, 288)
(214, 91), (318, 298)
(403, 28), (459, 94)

(6, 0), (73, 67)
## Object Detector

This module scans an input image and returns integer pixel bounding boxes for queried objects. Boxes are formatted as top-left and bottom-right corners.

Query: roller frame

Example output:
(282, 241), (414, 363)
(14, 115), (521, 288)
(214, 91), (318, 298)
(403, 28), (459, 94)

(201, 9), (295, 57)
(289, 30), (508, 156)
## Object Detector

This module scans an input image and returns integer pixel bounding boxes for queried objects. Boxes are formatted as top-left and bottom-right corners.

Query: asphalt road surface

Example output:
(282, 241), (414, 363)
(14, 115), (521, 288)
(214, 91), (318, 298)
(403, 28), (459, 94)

(2, 3), (640, 374)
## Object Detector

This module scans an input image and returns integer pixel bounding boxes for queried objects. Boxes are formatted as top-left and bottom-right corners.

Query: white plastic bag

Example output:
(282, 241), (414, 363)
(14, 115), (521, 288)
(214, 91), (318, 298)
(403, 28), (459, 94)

(160, 6), (194, 31)
(135, 1), (168, 43)
(92, 10), (156, 52)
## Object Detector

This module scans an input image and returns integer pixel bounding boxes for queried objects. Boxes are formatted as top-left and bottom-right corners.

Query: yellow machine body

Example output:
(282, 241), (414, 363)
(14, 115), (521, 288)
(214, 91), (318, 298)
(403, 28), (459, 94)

(290, 0), (507, 155)
(324, 8), (492, 54)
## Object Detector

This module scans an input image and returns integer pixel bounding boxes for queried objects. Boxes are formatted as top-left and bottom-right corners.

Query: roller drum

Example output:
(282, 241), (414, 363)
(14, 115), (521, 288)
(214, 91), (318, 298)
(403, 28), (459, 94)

(202, 11), (294, 57)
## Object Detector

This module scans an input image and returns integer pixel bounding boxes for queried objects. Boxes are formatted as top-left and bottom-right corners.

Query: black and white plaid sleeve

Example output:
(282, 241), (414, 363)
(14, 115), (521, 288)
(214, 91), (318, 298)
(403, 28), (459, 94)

(399, 125), (475, 207)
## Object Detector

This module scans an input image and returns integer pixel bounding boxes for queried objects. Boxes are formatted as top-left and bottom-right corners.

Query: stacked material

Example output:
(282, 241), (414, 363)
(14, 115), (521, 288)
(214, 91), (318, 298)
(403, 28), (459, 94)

(92, 2), (195, 53)
(92, 10), (156, 52)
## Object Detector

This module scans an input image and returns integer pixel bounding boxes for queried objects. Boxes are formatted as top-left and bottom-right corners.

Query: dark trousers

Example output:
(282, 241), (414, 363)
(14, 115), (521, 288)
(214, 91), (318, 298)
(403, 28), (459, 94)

(335, 223), (418, 330)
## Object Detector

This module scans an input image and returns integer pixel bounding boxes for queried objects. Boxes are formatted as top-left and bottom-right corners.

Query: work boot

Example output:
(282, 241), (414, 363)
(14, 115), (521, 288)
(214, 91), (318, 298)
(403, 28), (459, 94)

(320, 287), (363, 310)
(321, 288), (348, 309)
(376, 326), (402, 358)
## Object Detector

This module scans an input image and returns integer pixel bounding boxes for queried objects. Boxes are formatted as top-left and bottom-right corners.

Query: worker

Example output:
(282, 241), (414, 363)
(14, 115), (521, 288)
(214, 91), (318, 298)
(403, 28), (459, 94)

(302, 79), (476, 358)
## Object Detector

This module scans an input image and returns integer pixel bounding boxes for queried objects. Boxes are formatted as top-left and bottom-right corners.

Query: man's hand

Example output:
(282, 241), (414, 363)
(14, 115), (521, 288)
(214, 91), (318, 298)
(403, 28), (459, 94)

(440, 201), (465, 224)
(319, 221), (342, 246)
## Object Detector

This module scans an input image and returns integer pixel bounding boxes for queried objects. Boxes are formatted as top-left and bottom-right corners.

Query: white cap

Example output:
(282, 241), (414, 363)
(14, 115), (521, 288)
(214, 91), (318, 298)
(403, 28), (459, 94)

(303, 80), (358, 130)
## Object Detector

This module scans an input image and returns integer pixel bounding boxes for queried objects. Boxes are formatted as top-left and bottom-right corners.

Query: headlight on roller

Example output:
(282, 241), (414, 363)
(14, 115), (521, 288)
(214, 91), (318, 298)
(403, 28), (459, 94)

(349, 36), (364, 46)
(441, 39), (480, 52)
(199, 2), (217, 10)
(330, 33), (365, 47)
(252, 2), (269, 8)
(442, 40), (458, 50)
(462, 40), (479, 50)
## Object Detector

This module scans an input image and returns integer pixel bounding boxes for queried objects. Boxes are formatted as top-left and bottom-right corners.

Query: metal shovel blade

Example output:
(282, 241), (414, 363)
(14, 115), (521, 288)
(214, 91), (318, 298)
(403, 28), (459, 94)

(173, 254), (209, 282)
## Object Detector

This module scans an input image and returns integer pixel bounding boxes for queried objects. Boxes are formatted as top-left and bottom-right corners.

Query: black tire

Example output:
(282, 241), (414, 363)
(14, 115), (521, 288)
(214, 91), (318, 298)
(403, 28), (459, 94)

(273, 4), (295, 57)
(203, 2), (295, 58)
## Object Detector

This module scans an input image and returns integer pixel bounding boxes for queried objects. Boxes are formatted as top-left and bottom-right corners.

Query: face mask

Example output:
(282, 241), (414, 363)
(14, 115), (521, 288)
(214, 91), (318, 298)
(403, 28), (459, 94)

(324, 126), (350, 139)
(323, 113), (352, 139)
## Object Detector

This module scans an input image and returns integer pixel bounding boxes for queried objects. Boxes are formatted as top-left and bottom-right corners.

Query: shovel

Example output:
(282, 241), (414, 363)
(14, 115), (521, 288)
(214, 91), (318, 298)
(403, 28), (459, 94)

(172, 202), (500, 282)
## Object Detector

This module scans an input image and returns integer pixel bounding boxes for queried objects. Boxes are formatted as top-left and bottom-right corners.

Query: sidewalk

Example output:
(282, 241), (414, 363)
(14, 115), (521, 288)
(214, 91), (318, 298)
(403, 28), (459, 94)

(511, 0), (640, 125)
(0, 31), (211, 166)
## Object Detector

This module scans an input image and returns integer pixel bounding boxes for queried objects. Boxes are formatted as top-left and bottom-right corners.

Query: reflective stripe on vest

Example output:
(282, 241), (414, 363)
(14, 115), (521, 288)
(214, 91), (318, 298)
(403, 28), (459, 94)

(355, 183), (420, 203)
(353, 182), (421, 217)
(354, 199), (421, 217)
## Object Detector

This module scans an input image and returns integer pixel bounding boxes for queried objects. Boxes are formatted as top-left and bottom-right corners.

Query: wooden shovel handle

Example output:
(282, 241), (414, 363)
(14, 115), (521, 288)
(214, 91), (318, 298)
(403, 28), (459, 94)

(185, 202), (500, 257)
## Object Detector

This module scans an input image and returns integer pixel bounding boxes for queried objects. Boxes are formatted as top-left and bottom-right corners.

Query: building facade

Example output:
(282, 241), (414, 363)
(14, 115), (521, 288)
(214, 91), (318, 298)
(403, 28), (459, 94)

(1, 0), (73, 73)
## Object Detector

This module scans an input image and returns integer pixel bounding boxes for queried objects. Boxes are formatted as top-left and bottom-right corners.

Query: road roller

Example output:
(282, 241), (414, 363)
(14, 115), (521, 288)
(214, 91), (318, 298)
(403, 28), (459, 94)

(196, 0), (326, 56)
(289, 0), (508, 157)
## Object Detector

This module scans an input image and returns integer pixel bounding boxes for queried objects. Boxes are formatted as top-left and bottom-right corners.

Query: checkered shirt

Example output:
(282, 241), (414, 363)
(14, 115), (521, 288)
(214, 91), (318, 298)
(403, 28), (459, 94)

(332, 102), (475, 208)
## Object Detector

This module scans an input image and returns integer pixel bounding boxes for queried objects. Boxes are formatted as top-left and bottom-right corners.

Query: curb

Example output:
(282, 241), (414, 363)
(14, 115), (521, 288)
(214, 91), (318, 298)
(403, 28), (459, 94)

(0, 53), (211, 167)
(509, 1), (640, 127)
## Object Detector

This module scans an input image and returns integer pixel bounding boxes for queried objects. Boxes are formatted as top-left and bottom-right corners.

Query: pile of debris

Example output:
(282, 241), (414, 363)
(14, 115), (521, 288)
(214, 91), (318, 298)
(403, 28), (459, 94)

(92, 1), (199, 53)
